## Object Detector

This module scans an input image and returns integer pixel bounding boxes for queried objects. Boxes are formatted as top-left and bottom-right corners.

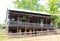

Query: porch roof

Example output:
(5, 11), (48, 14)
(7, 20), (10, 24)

(8, 8), (51, 16)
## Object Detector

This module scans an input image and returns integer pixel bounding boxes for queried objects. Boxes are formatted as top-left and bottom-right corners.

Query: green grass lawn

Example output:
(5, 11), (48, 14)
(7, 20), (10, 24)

(0, 29), (8, 40)
(0, 32), (5, 40)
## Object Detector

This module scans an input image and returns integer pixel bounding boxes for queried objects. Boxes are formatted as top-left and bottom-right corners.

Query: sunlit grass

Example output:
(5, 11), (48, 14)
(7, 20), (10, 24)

(0, 29), (8, 40)
(0, 36), (6, 40)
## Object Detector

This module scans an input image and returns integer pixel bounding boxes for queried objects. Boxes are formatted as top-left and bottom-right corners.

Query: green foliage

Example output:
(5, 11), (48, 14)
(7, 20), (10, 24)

(55, 16), (60, 23)
(21, 16), (27, 20)
(47, 0), (60, 28)
(38, 4), (46, 11)
(13, 0), (60, 13)
(13, 0), (46, 11)
(47, 0), (60, 14)
(51, 15), (60, 23)
(13, 0), (37, 10)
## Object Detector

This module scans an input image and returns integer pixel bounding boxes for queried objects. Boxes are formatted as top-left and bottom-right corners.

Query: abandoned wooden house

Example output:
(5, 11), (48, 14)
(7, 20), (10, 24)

(6, 8), (55, 35)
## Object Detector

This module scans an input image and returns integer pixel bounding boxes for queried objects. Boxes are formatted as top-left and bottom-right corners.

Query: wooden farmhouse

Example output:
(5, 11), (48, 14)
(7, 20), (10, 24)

(6, 8), (55, 35)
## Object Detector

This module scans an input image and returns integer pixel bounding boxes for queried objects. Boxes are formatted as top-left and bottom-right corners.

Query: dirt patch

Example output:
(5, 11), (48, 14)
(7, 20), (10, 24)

(1, 35), (59, 41)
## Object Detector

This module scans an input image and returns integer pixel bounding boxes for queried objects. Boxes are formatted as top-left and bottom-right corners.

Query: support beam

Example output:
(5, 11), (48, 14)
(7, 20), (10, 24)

(29, 28), (32, 36)
(6, 9), (9, 33)
(25, 27), (27, 35)
(19, 28), (21, 34)
(17, 20), (19, 33)
(41, 19), (44, 27)
(37, 29), (39, 36)
(50, 21), (53, 25)
(46, 18), (47, 28)
(17, 16), (20, 33)
(17, 27), (18, 33)
(33, 28), (35, 36)
(47, 29), (49, 35)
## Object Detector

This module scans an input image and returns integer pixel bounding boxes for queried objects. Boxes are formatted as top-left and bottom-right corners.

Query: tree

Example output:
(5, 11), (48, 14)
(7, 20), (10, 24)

(13, 0), (46, 11)
(47, 0), (60, 14)
(46, 0), (60, 28)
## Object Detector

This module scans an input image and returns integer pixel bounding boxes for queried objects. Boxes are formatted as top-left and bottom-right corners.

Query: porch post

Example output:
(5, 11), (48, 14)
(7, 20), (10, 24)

(46, 18), (50, 35)
(40, 19), (44, 27)
(47, 29), (49, 35)
(17, 16), (19, 33)
(17, 26), (18, 33)
(29, 29), (32, 35)
(37, 29), (38, 35)
(19, 28), (21, 34)
(46, 18), (47, 28)
(50, 20), (53, 25)
(6, 9), (9, 33)
(40, 18), (44, 35)
(25, 27), (27, 35)
(28, 16), (29, 27)
(33, 28), (35, 36)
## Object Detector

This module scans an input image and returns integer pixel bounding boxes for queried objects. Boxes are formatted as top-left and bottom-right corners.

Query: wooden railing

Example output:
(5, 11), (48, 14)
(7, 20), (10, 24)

(8, 21), (55, 29)
(8, 30), (57, 38)
(1, 29), (60, 38)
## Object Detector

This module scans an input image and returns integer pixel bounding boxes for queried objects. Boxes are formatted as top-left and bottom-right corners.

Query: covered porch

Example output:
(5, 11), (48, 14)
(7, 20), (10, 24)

(7, 10), (55, 34)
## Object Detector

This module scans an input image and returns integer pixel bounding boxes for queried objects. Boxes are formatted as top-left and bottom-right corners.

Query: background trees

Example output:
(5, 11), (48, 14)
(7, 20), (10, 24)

(47, 0), (60, 28)
(13, 0), (46, 11)
(13, 0), (60, 14)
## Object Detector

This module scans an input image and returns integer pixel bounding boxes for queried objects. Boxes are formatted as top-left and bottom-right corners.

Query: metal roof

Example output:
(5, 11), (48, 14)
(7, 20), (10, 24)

(8, 8), (51, 15)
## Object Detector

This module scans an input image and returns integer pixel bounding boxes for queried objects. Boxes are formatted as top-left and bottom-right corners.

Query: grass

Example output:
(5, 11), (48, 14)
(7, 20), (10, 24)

(0, 29), (8, 40)
(0, 32), (6, 40)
